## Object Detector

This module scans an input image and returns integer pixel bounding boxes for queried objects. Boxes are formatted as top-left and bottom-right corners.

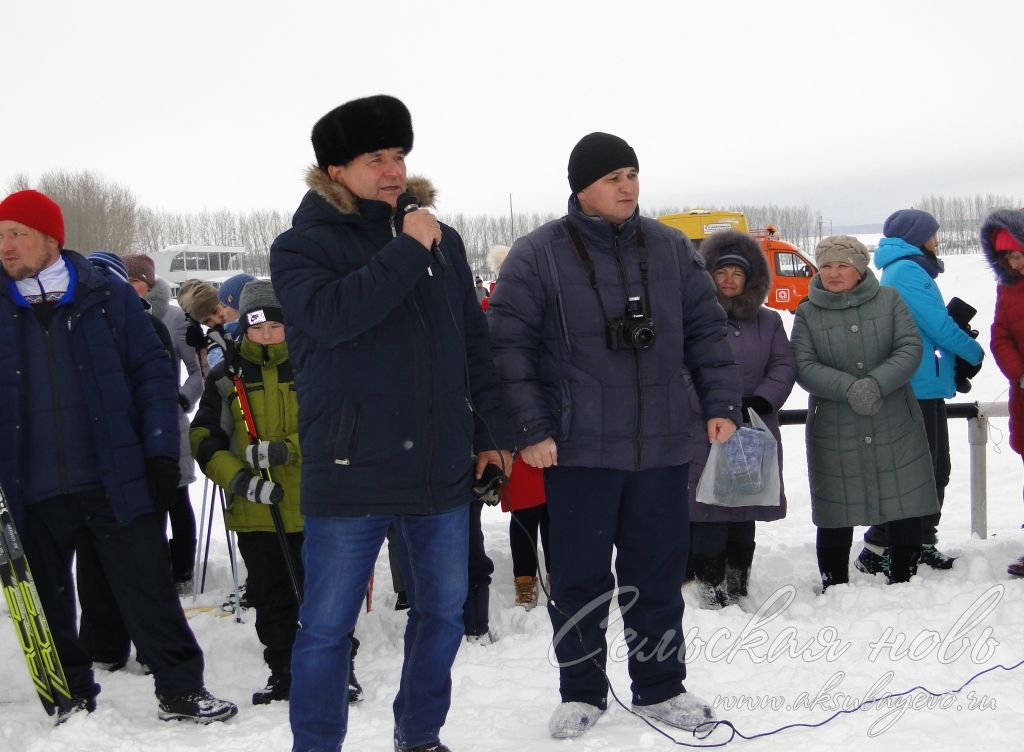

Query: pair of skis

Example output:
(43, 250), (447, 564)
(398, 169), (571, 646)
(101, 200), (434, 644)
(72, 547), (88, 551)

(0, 488), (74, 717)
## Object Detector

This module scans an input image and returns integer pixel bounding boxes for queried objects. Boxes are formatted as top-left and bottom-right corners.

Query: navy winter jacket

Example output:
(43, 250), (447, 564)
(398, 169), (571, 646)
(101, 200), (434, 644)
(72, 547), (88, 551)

(0, 251), (180, 527)
(488, 199), (742, 471)
(269, 169), (513, 517)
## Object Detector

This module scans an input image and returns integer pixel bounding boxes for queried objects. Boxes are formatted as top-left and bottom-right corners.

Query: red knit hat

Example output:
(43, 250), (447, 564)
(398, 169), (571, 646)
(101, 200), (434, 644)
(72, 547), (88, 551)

(0, 190), (65, 247)
(993, 229), (1024, 254)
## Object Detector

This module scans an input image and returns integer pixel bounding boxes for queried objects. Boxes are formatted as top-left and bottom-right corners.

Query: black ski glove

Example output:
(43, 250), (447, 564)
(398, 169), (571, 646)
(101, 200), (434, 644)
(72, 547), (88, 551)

(244, 440), (291, 469)
(741, 395), (773, 423)
(146, 457), (181, 512)
(230, 470), (284, 505)
(184, 318), (205, 350)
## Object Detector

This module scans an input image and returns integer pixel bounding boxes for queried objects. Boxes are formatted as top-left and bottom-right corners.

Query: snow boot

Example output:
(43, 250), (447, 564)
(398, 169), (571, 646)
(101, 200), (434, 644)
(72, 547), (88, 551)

(887, 545), (921, 584)
(632, 692), (715, 731)
(394, 741), (452, 752)
(463, 583), (494, 642)
(691, 552), (728, 609)
(854, 545), (889, 576)
(394, 590), (410, 611)
(348, 660), (363, 704)
(919, 545), (956, 570)
(1008, 555), (1024, 578)
(548, 701), (605, 739)
(56, 693), (97, 725)
(817, 545), (850, 593)
(724, 545), (755, 604)
(157, 687), (238, 723)
(252, 672), (290, 705)
(514, 575), (538, 609)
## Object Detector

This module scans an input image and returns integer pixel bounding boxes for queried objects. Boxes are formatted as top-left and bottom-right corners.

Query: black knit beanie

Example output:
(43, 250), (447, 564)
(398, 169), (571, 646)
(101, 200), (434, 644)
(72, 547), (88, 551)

(312, 95), (414, 169)
(567, 132), (639, 194)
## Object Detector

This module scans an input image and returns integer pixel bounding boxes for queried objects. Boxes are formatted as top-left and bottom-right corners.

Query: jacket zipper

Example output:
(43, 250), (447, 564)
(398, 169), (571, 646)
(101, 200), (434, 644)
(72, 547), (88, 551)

(611, 230), (644, 470)
(393, 215), (437, 508)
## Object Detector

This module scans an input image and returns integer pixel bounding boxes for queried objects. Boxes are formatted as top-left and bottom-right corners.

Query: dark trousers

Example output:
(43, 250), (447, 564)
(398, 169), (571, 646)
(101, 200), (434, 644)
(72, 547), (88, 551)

(463, 500), (495, 636)
(689, 520), (755, 558)
(166, 486), (196, 583)
(819, 517), (923, 583)
(865, 398), (949, 547)
(509, 504), (551, 578)
(25, 490), (204, 700)
(545, 464), (689, 709)
(237, 530), (304, 675)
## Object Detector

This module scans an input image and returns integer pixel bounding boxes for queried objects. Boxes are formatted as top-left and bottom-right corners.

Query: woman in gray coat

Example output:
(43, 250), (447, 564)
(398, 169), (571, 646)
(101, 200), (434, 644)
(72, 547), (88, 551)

(791, 236), (938, 589)
(688, 231), (796, 608)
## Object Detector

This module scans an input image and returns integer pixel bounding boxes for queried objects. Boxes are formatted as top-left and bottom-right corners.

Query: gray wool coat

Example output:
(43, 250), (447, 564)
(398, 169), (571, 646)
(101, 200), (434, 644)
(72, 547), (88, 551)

(791, 269), (939, 528)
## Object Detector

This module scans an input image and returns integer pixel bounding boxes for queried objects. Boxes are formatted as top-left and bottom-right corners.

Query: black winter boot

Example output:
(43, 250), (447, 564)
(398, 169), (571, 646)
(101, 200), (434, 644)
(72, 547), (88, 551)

(724, 545), (755, 604)
(463, 583), (496, 643)
(348, 659), (363, 704)
(691, 552), (728, 609)
(817, 546), (851, 593)
(887, 545), (921, 584)
(253, 671), (290, 705)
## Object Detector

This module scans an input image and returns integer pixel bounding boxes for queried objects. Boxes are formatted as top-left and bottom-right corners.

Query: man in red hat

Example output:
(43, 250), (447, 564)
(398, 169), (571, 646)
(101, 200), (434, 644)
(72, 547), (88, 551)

(0, 189), (237, 724)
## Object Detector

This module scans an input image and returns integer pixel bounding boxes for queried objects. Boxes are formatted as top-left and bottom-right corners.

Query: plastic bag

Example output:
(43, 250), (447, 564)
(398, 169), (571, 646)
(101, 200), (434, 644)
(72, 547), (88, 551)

(696, 410), (780, 507)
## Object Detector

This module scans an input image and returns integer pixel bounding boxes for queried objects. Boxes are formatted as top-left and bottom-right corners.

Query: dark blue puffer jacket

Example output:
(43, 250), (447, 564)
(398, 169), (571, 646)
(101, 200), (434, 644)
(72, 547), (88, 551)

(269, 169), (512, 517)
(488, 199), (741, 471)
(0, 251), (180, 527)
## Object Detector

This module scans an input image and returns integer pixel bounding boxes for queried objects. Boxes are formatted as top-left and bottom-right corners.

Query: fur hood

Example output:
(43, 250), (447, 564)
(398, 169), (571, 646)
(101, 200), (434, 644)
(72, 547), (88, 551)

(698, 230), (770, 320)
(144, 276), (172, 320)
(981, 208), (1024, 285)
(304, 165), (437, 217)
(487, 245), (510, 276)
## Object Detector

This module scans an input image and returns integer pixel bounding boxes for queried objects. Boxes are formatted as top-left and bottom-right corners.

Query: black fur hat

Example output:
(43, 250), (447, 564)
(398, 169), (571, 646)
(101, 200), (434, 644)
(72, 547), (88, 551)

(312, 95), (414, 169)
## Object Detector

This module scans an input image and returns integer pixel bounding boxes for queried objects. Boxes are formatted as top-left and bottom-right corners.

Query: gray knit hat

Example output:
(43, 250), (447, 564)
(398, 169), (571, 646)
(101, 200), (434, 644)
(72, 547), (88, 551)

(814, 235), (870, 274)
(238, 280), (284, 332)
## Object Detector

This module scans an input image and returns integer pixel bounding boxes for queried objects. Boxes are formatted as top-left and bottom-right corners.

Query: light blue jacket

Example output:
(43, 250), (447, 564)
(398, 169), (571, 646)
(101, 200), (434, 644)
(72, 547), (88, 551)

(874, 238), (984, 399)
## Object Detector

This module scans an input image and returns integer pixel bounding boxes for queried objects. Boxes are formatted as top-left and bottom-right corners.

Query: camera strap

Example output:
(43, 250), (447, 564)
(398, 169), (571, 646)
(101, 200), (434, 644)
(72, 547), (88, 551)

(562, 218), (653, 321)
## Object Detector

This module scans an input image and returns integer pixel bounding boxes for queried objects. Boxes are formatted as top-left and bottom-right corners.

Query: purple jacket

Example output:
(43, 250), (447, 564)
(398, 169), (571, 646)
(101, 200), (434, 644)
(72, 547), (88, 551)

(688, 230), (797, 523)
(488, 199), (741, 471)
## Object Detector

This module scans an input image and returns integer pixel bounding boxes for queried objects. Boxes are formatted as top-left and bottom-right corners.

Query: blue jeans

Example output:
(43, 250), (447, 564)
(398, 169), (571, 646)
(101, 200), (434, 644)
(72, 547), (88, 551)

(290, 506), (469, 752)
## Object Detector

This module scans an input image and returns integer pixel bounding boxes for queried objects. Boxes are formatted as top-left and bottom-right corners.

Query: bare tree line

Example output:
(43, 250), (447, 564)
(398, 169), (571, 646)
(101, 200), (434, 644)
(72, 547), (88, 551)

(9, 171), (1017, 276)
(915, 194), (1023, 255)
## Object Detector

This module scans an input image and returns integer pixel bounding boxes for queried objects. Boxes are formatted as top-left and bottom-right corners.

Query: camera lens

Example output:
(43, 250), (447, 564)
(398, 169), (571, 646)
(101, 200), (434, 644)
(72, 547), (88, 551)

(632, 326), (655, 350)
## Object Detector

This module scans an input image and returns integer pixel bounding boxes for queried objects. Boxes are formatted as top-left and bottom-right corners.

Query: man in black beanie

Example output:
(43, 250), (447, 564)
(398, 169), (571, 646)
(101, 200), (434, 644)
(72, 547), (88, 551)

(488, 133), (741, 739)
(269, 95), (513, 752)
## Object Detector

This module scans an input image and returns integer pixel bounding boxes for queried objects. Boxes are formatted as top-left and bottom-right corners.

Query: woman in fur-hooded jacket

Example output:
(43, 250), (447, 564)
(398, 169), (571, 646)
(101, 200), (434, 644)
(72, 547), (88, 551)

(981, 209), (1024, 578)
(686, 230), (797, 608)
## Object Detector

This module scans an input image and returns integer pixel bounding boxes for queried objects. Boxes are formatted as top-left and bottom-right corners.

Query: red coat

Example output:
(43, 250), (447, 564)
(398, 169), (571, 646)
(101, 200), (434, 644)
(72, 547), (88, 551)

(499, 455), (546, 512)
(991, 280), (1024, 454)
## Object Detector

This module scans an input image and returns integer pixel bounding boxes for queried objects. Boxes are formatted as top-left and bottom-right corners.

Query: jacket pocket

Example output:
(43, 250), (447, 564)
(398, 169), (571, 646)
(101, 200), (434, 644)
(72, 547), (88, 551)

(333, 401), (362, 466)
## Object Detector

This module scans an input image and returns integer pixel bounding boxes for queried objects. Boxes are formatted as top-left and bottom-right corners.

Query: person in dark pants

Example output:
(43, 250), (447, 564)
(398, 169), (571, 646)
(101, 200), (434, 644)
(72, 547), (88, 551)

(862, 210), (984, 572)
(463, 499), (496, 643)
(0, 189), (236, 723)
(488, 133), (741, 740)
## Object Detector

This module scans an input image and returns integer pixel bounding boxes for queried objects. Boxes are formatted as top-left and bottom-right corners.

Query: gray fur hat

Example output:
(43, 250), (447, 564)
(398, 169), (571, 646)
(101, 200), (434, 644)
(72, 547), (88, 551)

(814, 235), (870, 274)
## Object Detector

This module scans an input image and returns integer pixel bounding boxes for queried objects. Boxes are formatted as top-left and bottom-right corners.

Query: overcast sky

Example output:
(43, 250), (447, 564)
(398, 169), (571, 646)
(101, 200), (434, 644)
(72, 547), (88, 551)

(4, 0), (1021, 228)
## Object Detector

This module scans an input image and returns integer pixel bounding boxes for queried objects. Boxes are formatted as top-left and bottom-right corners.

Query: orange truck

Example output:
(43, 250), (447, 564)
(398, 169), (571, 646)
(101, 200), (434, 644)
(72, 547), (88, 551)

(656, 209), (816, 313)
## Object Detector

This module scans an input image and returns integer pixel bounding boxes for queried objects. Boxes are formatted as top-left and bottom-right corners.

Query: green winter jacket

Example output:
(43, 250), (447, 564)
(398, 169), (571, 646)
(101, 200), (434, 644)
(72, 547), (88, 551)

(791, 269), (939, 528)
(189, 338), (303, 533)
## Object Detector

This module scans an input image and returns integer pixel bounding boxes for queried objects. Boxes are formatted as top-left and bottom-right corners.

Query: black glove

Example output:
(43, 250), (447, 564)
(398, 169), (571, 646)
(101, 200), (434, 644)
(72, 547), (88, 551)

(178, 393), (190, 411)
(184, 318), (205, 350)
(741, 395), (773, 423)
(146, 457), (181, 512)
(230, 470), (284, 505)
(244, 440), (291, 469)
(472, 463), (506, 507)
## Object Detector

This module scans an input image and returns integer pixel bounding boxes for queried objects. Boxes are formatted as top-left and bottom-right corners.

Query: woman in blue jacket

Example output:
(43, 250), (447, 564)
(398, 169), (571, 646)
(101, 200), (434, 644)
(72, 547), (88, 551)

(860, 209), (984, 573)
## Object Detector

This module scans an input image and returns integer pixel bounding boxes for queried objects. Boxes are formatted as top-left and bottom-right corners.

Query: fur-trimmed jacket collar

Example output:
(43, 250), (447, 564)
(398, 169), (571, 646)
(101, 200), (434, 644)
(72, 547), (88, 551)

(981, 208), (1024, 286)
(304, 165), (437, 218)
(698, 230), (770, 321)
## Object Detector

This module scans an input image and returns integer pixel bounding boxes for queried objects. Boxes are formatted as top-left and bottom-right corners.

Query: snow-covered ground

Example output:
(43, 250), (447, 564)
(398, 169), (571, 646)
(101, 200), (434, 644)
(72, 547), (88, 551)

(3, 252), (1023, 751)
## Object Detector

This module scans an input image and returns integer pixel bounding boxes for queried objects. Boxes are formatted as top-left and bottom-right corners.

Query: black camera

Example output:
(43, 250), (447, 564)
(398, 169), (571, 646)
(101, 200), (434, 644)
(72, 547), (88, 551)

(606, 296), (656, 351)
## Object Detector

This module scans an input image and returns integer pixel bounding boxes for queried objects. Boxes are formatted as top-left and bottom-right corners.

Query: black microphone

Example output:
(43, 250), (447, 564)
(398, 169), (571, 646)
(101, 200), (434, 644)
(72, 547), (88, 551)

(397, 191), (447, 270)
